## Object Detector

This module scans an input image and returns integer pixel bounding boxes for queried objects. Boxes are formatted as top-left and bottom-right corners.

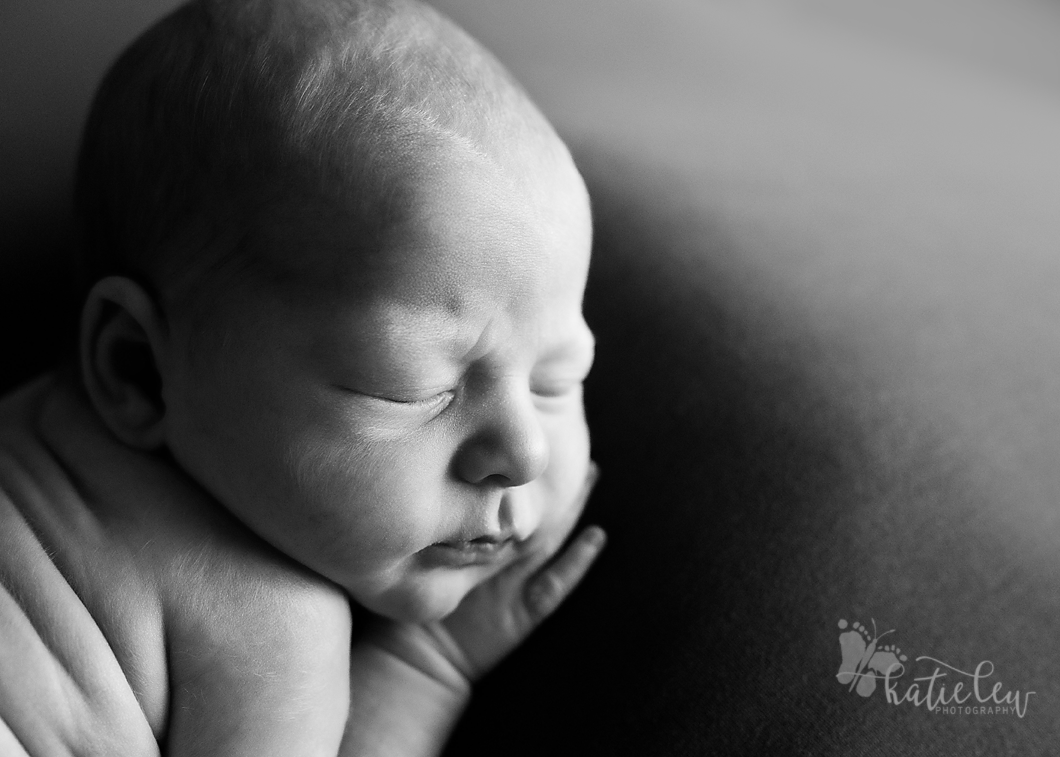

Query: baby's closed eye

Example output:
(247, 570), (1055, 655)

(335, 383), (455, 408)
(529, 376), (585, 399)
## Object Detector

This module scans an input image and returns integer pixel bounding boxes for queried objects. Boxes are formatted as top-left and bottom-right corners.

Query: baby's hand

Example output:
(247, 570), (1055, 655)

(367, 465), (605, 692)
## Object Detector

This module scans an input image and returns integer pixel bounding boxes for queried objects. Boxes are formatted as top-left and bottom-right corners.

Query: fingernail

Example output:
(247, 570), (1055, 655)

(584, 525), (607, 549)
(586, 461), (601, 492)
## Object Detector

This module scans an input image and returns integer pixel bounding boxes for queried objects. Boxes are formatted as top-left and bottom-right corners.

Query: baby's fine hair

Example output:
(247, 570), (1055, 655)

(75, 0), (548, 305)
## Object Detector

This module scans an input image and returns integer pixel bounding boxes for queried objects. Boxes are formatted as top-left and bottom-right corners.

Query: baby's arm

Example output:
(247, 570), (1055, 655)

(340, 471), (605, 756)
(162, 556), (353, 757)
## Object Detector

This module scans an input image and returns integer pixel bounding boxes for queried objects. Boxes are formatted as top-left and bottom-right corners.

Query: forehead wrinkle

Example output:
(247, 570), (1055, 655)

(368, 282), (547, 374)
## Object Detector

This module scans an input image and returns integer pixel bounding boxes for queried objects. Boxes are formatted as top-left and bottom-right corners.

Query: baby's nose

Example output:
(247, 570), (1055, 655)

(455, 381), (549, 487)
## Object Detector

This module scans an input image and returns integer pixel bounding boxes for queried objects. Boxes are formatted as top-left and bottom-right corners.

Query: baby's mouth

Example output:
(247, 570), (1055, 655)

(422, 535), (516, 567)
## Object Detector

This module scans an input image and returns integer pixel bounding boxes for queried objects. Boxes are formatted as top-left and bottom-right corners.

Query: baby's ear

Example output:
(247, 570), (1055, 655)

(80, 276), (170, 450)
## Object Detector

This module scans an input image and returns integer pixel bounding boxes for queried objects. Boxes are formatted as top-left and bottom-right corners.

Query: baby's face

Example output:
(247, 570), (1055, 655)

(161, 141), (595, 621)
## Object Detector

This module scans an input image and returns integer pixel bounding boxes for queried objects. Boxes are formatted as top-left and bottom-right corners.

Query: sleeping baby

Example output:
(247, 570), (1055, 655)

(0, 0), (604, 754)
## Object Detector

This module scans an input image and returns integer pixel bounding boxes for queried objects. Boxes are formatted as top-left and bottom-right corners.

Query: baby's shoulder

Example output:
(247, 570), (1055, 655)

(0, 376), (351, 754)
(0, 376), (163, 754)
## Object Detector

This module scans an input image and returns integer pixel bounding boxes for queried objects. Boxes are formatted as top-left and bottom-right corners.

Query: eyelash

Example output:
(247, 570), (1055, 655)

(377, 390), (455, 410)
(333, 385), (454, 413)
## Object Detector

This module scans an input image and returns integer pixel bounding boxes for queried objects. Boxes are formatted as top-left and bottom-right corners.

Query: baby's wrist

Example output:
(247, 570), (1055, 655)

(362, 621), (474, 699)
(344, 623), (471, 756)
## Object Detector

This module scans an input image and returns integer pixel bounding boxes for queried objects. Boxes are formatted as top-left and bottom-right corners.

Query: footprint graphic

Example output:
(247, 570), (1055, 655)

(836, 619), (904, 697)
(836, 619), (865, 685)
(868, 644), (907, 677)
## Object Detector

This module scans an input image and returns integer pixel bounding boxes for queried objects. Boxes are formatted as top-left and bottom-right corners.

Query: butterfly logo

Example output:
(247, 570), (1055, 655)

(836, 618), (908, 697)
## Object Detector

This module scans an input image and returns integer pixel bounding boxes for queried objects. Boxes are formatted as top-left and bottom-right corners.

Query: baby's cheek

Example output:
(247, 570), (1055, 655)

(551, 405), (591, 472)
(302, 449), (437, 552)
(540, 414), (591, 514)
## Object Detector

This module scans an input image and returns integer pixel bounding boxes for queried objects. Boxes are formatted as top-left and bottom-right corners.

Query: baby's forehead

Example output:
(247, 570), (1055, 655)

(254, 129), (580, 281)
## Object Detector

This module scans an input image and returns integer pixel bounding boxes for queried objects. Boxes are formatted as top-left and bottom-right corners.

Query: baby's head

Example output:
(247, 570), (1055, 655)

(75, 0), (594, 621)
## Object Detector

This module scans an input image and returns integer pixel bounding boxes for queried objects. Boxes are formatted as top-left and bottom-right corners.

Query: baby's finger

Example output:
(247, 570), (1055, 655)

(523, 525), (606, 623)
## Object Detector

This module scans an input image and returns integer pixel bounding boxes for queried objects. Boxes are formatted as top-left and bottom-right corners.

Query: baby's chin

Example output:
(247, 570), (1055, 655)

(352, 566), (489, 624)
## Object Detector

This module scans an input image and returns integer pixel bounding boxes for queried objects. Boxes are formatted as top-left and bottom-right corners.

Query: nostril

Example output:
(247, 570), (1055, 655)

(483, 473), (512, 488)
